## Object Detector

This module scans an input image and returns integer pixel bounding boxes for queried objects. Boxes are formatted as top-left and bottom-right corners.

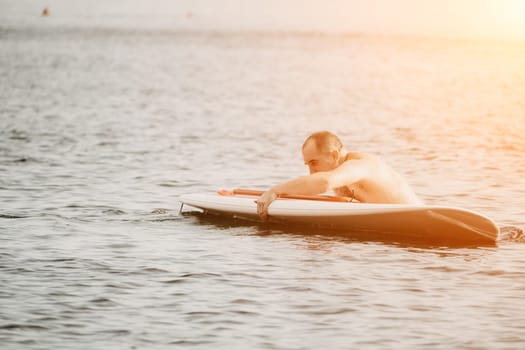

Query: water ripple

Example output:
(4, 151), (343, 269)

(1, 26), (525, 350)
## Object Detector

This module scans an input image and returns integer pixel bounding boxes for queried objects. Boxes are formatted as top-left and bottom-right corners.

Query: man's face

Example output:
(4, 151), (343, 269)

(302, 141), (339, 174)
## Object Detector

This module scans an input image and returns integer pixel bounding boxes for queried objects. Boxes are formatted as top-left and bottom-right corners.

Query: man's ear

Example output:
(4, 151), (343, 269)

(331, 150), (339, 162)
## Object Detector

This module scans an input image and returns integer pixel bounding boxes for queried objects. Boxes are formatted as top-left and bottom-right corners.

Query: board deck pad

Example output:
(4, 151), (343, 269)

(179, 191), (500, 244)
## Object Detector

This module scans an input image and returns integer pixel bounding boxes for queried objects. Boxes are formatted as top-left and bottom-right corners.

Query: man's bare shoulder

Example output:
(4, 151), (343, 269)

(343, 152), (378, 162)
(339, 152), (385, 173)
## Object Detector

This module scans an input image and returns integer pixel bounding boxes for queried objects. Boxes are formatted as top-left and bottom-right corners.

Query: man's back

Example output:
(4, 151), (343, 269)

(333, 152), (423, 205)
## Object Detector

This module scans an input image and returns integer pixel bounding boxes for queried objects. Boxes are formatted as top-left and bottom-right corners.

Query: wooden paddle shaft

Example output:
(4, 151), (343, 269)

(221, 188), (354, 203)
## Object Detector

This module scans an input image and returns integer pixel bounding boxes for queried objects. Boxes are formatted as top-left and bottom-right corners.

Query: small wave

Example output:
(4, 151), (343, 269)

(179, 272), (222, 278)
(90, 297), (117, 306)
(107, 243), (135, 249)
(161, 279), (187, 284)
(169, 339), (214, 346)
(230, 298), (260, 305)
(150, 208), (170, 214)
(7, 129), (30, 141)
(149, 216), (183, 222)
(499, 226), (525, 242)
(148, 209), (186, 222)
(96, 141), (119, 147)
(141, 267), (170, 273)
(185, 311), (222, 317)
(159, 272), (223, 284)
(230, 309), (259, 316)
(48, 258), (76, 262)
(422, 266), (466, 273)
(158, 181), (179, 187)
(97, 329), (130, 336)
(1, 155), (43, 164)
(301, 307), (356, 316)
(472, 270), (525, 278)
(0, 324), (48, 330)
(0, 214), (29, 219)
(102, 209), (126, 215)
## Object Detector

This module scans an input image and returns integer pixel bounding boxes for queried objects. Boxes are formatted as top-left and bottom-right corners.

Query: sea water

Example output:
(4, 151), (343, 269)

(1, 6), (525, 350)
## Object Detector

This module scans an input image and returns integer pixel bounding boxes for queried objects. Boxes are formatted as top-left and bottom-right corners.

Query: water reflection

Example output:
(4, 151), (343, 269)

(182, 211), (498, 249)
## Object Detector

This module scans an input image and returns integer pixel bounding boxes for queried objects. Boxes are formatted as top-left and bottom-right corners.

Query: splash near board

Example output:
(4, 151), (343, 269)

(179, 189), (500, 244)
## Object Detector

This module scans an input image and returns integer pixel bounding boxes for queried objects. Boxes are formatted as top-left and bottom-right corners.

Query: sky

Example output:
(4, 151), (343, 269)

(2, 0), (525, 40)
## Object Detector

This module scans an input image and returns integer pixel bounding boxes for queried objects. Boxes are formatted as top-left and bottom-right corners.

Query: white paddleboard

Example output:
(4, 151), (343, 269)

(179, 192), (500, 243)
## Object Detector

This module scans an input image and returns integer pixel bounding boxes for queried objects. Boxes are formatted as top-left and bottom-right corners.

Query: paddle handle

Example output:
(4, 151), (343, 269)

(218, 188), (355, 203)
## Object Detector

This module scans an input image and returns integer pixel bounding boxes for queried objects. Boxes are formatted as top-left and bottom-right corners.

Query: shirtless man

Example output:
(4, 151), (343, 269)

(256, 131), (422, 220)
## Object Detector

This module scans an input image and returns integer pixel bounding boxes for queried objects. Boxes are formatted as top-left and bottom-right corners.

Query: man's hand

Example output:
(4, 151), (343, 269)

(256, 189), (278, 221)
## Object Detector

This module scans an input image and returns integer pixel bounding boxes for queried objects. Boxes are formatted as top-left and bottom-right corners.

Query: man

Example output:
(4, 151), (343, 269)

(256, 131), (423, 220)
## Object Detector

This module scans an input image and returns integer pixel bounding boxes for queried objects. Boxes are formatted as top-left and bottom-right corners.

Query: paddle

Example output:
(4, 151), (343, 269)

(218, 188), (355, 203)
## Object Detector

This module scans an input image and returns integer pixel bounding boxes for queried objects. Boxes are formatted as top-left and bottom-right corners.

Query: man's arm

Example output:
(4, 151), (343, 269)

(256, 159), (370, 220)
